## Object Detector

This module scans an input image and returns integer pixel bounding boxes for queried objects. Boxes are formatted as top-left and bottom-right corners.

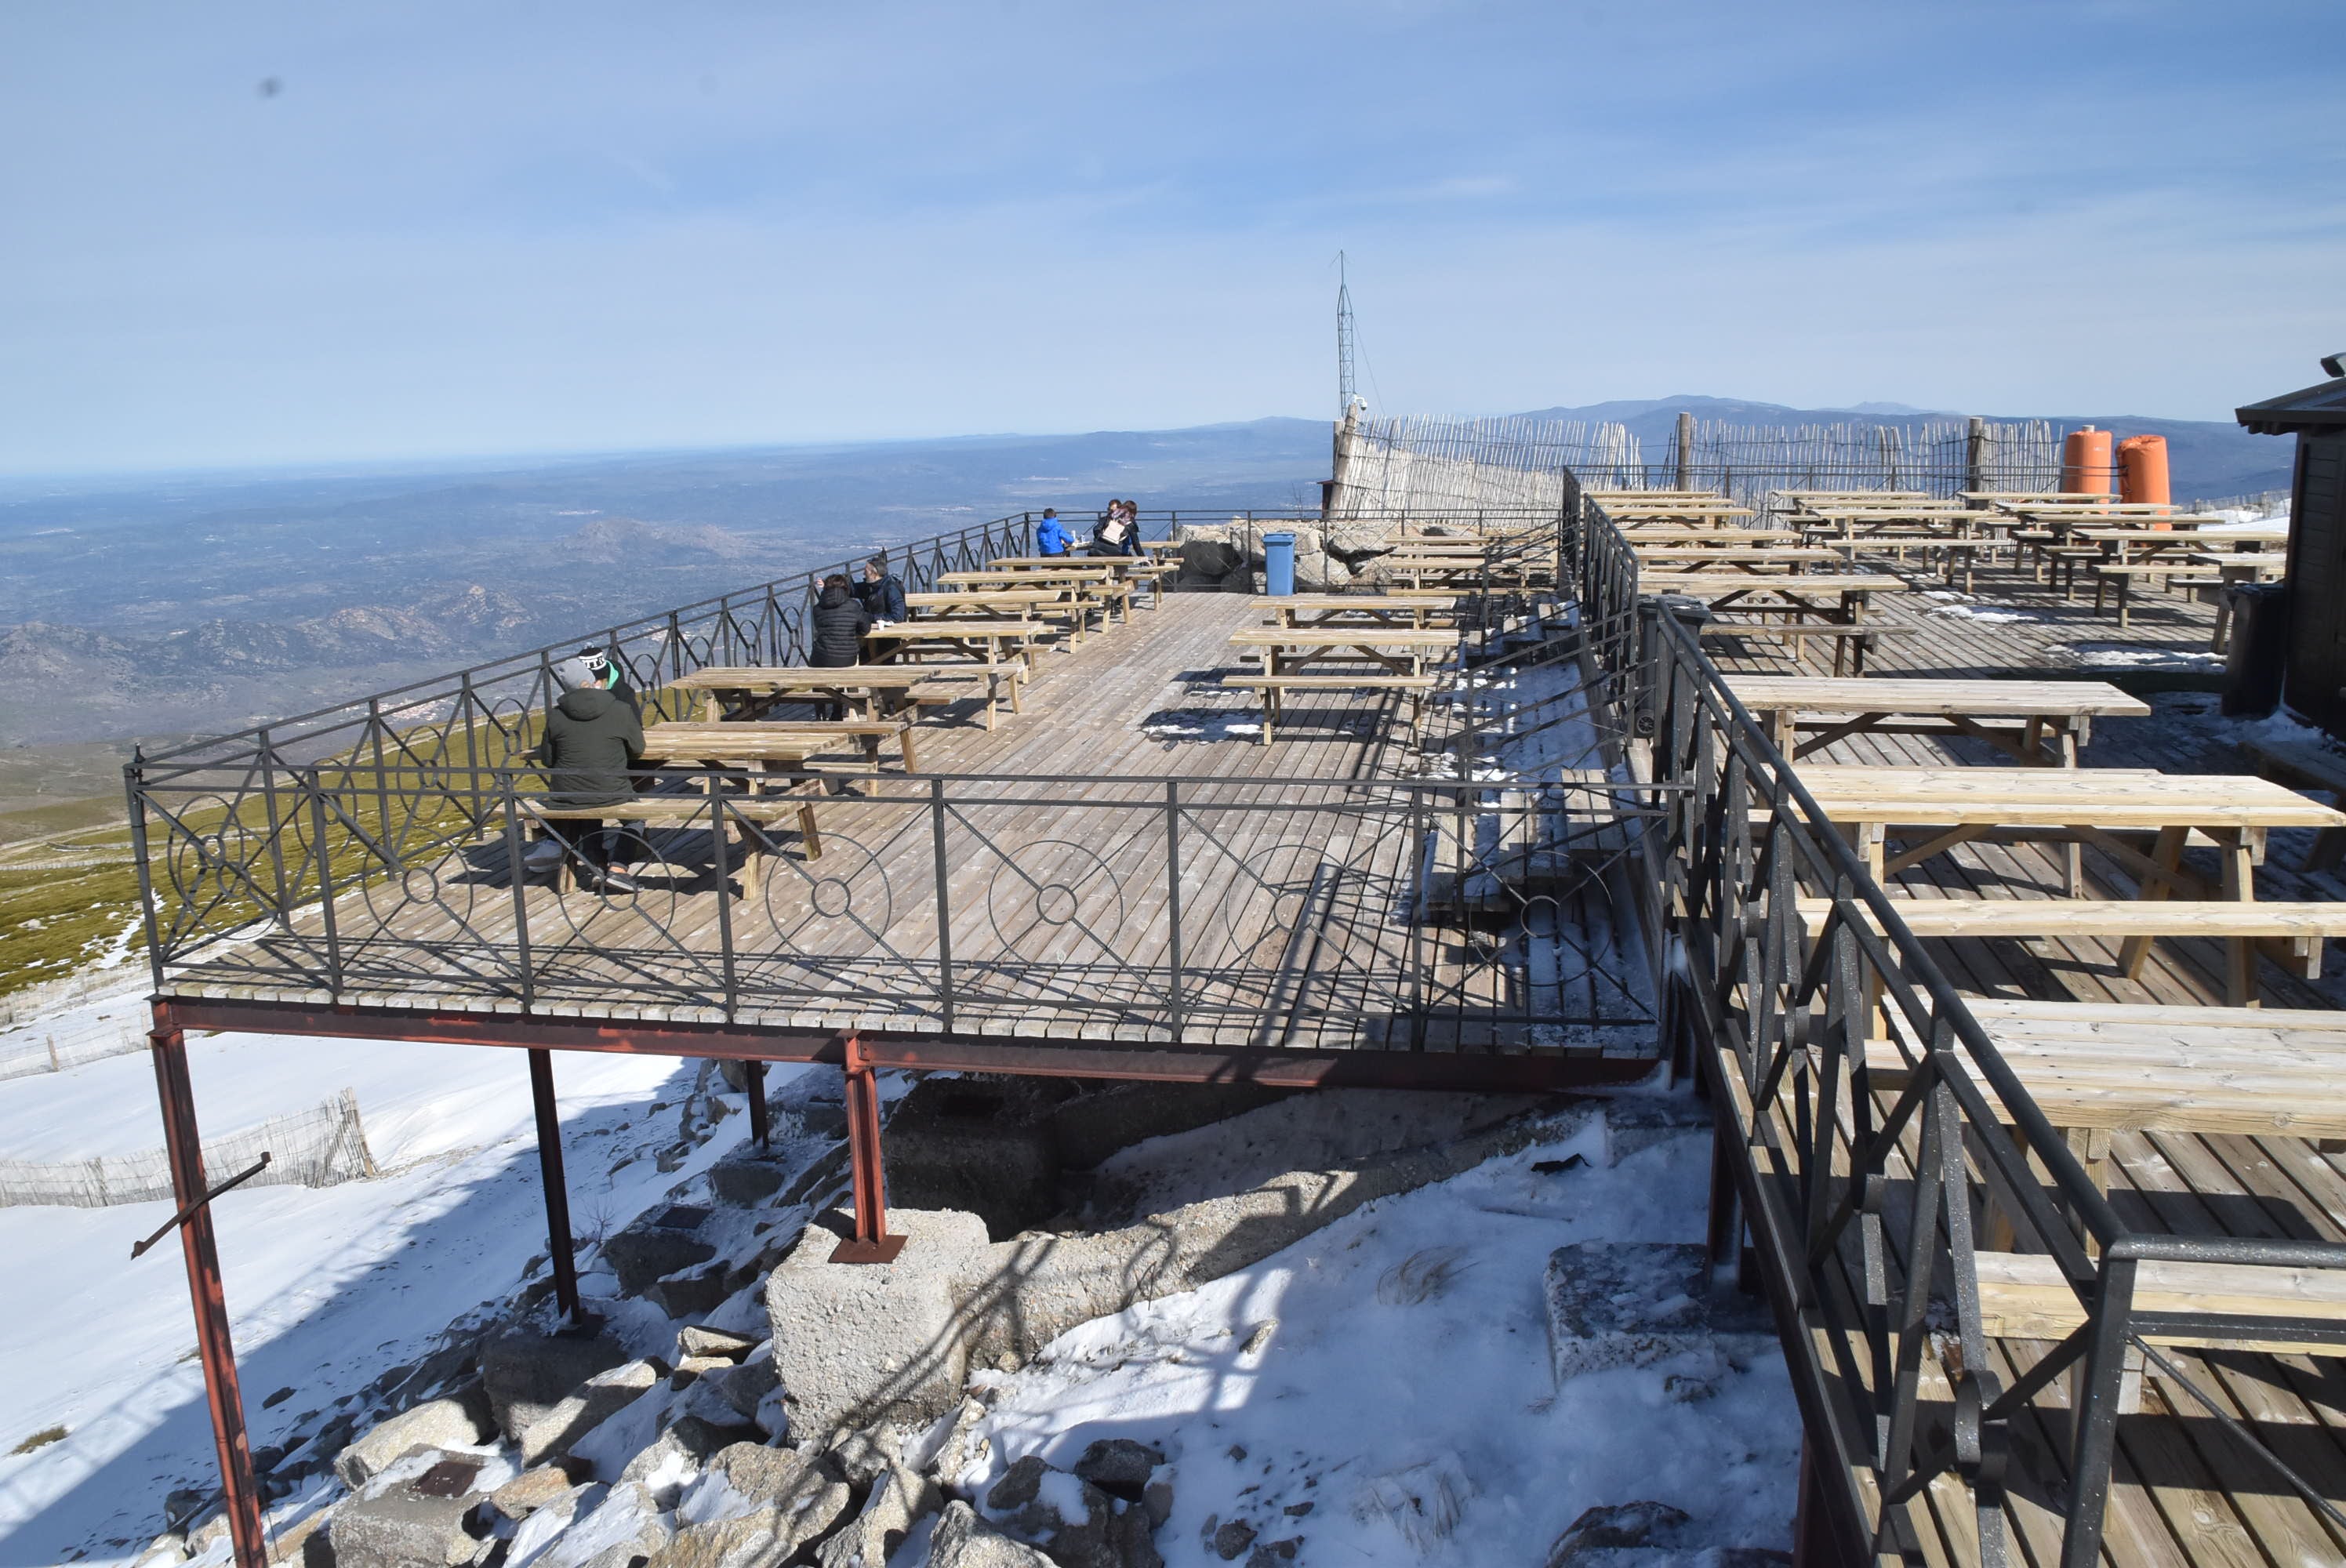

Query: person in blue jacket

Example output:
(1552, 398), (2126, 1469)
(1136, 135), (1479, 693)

(1035, 508), (1076, 557)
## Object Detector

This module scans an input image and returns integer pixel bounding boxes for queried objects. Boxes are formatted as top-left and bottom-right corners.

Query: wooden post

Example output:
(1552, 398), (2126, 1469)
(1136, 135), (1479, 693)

(1965, 415), (1988, 499)
(1675, 411), (1695, 492)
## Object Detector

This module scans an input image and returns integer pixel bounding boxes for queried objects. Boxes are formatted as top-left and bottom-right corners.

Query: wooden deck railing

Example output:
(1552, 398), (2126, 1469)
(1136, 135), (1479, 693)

(1592, 487), (2346, 1567)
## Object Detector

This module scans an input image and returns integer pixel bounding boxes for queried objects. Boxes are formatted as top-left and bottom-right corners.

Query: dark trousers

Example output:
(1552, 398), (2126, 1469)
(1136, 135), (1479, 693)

(549, 818), (609, 869)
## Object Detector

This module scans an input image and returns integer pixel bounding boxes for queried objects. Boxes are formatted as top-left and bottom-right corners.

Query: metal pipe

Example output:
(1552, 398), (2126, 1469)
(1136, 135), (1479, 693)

(746, 1060), (770, 1149)
(526, 1048), (581, 1321)
(148, 1016), (268, 1568)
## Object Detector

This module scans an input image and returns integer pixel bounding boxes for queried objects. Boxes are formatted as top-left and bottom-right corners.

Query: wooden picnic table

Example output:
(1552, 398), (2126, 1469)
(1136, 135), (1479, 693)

(665, 665), (944, 722)
(1614, 526), (1805, 545)
(1657, 574), (1910, 673)
(938, 570), (1135, 620)
(904, 589), (1100, 650)
(1228, 626), (1457, 678)
(1634, 547), (1847, 574)
(637, 718), (918, 774)
(1792, 764), (2346, 993)
(865, 619), (1048, 675)
(1268, 594), (1458, 629)
(1727, 675), (2148, 766)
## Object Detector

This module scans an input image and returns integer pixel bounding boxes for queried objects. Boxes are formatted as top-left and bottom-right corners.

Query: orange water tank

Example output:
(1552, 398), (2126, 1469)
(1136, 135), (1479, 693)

(2061, 426), (2115, 496)
(2118, 433), (2171, 510)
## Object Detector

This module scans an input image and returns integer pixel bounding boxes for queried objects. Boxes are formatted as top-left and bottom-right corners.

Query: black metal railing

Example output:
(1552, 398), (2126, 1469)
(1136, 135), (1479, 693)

(1592, 492), (2346, 1566)
(126, 505), (1665, 1054)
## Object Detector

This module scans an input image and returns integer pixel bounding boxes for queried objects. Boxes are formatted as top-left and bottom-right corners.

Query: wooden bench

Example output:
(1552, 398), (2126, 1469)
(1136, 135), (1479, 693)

(1221, 673), (1440, 742)
(2090, 562), (2221, 627)
(525, 794), (830, 895)
(1971, 1250), (2346, 1412)
(1698, 619), (1915, 675)
(2241, 736), (2346, 872)
(1796, 895), (2346, 1004)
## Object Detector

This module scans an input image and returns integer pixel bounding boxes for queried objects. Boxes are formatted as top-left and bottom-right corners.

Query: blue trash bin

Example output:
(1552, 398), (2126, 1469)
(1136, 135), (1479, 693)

(1262, 531), (1296, 596)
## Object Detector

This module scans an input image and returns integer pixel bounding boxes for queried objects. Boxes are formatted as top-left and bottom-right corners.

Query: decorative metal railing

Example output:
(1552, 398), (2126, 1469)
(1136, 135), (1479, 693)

(1604, 495), (2346, 1566)
(126, 505), (1661, 1054)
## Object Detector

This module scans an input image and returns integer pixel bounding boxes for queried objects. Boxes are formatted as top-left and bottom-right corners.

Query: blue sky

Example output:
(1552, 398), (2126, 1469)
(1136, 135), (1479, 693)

(2, 1), (2341, 474)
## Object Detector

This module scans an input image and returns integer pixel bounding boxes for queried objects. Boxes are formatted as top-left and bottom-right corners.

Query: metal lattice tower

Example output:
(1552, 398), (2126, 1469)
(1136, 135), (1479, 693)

(1336, 252), (1356, 418)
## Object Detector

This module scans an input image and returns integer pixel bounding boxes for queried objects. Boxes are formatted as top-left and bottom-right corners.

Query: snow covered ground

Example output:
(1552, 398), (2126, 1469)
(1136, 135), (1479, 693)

(945, 1117), (1799, 1565)
(0, 998), (783, 1566)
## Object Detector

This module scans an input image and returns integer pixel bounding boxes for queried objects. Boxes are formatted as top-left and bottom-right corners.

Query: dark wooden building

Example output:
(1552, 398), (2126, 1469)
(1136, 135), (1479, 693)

(2238, 351), (2346, 735)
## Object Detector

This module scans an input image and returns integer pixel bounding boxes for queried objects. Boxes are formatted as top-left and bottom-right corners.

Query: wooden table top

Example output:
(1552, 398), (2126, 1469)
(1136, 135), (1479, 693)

(864, 622), (1043, 641)
(667, 665), (938, 690)
(1636, 547), (1847, 564)
(639, 723), (848, 761)
(1229, 626), (1457, 648)
(1647, 574), (1908, 594)
(1899, 998), (2346, 1138)
(1270, 594), (1458, 611)
(983, 557), (1126, 571)
(906, 589), (1072, 605)
(1729, 676), (2150, 719)
(1792, 765), (2346, 828)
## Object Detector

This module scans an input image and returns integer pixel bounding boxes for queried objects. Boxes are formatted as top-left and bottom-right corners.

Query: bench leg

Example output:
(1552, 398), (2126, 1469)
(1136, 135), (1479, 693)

(2220, 829), (2258, 1007)
(798, 802), (823, 863)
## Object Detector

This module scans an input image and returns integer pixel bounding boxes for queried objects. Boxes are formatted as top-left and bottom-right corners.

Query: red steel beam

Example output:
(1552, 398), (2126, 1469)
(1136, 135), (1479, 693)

(525, 1048), (582, 1321)
(151, 997), (1661, 1094)
(148, 1019), (269, 1568)
(829, 1031), (903, 1263)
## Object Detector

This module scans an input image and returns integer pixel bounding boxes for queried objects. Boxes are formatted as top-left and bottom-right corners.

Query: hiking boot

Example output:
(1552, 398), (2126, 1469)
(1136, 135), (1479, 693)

(521, 840), (565, 873)
(590, 869), (640, 895)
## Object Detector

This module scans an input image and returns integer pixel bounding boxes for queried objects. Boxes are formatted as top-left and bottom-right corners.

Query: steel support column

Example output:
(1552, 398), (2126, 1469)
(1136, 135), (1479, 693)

(149, 1018), (268, 1568)
(745, 1060), (770, 1149)
(830, 1031), (903, 1263)
(526, 1048), (582, 1321)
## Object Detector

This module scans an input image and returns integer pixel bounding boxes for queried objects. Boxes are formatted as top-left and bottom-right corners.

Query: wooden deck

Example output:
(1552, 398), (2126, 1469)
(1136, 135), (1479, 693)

(1705, 551), (2346, 1567)
(153, 593), (1658, 1055)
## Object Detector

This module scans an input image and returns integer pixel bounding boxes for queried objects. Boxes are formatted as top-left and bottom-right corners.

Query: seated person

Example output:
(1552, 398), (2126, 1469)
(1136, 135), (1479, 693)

(1035, 507), (1077, 557)
(574, 645), (641, 713)
(810, 573), (871, 668)
(523, 655), (646, 893)
(853, 554), (907, 624)
(1089, 499), (1141, 557)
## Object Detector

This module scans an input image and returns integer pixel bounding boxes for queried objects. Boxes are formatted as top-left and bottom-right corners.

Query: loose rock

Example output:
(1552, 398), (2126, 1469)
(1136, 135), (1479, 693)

(487, 1465), (581, 1521)
(1545, 1501), (1693, 1566)
(334, 1398), (492, 1490)
(518, 1360), (665, 1465)
(815, 1460), (942, 1568)
(928, 1501), (1055, 1568)
(479, 1327), (629, 1443)
(1073, 1438), (1163, 1500)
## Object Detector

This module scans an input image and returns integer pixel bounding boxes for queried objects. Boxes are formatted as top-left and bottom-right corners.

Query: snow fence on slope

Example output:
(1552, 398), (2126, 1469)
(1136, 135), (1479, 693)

(0, 1087), (377, 1208)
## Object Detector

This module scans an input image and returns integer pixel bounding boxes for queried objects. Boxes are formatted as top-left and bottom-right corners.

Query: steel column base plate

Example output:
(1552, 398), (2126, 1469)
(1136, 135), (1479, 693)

(829, 1235), (908, 1265)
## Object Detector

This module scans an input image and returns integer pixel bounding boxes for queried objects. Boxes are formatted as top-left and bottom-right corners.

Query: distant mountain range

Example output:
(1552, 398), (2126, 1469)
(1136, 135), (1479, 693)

(0, 397), (2295, 750)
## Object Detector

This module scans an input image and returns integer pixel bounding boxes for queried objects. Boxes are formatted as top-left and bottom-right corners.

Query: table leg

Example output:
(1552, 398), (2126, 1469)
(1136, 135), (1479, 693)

(2219, 826), (2258, 1007)
(2118, 825), (2188, 976)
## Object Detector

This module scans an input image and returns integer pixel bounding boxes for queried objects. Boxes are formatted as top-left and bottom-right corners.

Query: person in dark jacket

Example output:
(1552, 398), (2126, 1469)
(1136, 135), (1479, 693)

(854, 556), (906, 624)
(523, 655), (645, 892)
(1089, 499), (1142, 557)
(809, 574), (871, 667)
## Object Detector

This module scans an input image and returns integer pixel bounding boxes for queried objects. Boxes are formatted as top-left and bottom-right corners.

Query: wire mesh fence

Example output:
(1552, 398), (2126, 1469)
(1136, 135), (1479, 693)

(1331, 411), (2065, 517)
(0, 1087), (376, 1208)
(0, 1006), (151, 1083)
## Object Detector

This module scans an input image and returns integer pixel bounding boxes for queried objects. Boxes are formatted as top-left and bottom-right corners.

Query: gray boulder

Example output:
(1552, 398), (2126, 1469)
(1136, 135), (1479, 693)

(539, 1480), (670, 1568)
(1545, 1501), (1691, 1565)
(928, 1503), (1055, 1568)
(815, 1460), (942, 1568)
(486, 1465), (580, 1522)
(677, 1443), (853, 1553)
(334, 1398), (493, 1490)
(603, 1226), (718, 1298)
(1073, 1439), (1164, 1500)
(327, 1455), (493, 1568)
(986, 1457), (1159, 1568)
(480, 1327), (629, 1443)
(518, 1359), (666, 1465)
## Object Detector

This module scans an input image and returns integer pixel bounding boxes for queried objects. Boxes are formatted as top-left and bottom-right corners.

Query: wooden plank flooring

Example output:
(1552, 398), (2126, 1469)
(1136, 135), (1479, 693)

(1705, 550), (2346, 1568)
(155, 593), (1658, 1054)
